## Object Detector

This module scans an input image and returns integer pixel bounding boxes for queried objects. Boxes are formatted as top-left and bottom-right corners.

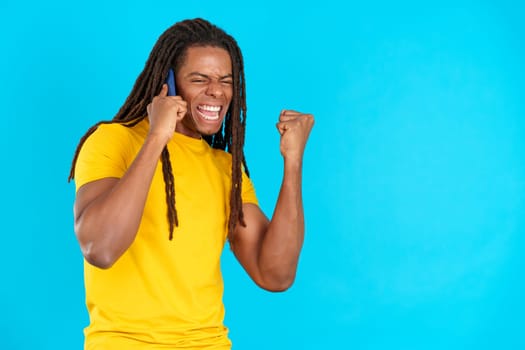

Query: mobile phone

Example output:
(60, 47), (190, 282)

(165, 68), (177, 96)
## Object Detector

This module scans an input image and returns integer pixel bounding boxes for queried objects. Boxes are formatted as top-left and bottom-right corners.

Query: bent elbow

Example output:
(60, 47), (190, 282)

(75, 222), (120, 269)
(258, 273), (296, 293)
(263, 282), (293, 293)
(77, 234), (119, 269)
(82, 244), (117, 269)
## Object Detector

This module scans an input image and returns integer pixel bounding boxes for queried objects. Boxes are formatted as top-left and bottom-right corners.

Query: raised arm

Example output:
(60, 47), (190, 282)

(73, 85), (186, 269)
(231, 110), (314, 291)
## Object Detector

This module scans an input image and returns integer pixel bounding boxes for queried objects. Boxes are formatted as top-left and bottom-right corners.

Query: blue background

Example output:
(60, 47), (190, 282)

(1, 0), (524, 349)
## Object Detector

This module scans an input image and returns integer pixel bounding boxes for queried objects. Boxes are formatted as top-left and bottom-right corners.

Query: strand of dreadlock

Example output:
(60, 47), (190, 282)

(161, 147), (178, 239)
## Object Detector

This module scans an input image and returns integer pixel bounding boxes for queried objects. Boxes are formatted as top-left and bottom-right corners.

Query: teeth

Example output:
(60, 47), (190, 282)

(199, 105), (221, 112)
(197, 104), (221, 121)
(200, 112), (219, 121)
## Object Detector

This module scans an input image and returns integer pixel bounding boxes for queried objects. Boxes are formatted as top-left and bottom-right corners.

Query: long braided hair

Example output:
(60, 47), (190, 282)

(68, 18), (249, 241)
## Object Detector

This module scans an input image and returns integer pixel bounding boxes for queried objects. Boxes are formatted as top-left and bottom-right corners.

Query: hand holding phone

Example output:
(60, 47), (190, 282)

(146, 68), (186, 142)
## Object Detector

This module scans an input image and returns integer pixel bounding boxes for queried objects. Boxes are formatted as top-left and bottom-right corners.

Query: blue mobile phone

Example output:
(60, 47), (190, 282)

(166, 68), (177, 96)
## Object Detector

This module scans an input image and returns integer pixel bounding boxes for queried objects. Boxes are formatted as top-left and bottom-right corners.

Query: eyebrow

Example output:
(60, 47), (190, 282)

(186, 72), (233, 80)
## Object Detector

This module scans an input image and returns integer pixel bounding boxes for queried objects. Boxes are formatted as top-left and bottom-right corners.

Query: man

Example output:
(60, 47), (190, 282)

(69, 18), (314, 349)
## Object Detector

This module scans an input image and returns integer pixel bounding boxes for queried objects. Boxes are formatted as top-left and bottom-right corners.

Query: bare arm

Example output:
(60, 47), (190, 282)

(73, 85), (186, 268)
(231, 110), (314, 291)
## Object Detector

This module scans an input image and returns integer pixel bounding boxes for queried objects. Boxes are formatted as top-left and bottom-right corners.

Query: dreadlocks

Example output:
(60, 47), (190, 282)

(68, 18), (249, 241)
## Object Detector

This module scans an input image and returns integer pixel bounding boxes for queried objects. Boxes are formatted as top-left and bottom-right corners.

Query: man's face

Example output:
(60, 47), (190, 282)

(175, 45), (233, 138)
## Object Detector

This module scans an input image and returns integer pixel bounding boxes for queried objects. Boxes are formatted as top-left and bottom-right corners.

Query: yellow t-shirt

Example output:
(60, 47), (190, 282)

(74, 119), (258, 349)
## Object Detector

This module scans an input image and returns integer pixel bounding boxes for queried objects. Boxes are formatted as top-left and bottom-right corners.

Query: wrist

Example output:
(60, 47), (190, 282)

(145, 131), (171, 149)
(283, 155), (303, 171)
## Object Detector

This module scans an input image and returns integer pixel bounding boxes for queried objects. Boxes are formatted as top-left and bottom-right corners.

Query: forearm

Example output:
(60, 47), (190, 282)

(233, 110), (313, 291)
(75, 134), (167, 268)
(258, 157), (305, 287)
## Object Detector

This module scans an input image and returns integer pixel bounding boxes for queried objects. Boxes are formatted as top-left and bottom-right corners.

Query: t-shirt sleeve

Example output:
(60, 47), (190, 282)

(241, 170), (259, 205)
(74, 124), (132, 192)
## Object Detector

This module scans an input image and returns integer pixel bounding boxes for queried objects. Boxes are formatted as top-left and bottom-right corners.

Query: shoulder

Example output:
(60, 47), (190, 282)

(77, 119), (149, 166)
(84, 119), (148, 149)
(84, 122), (129, 147)
(92, 119), (147, 139)
(74, 120), (147, 190)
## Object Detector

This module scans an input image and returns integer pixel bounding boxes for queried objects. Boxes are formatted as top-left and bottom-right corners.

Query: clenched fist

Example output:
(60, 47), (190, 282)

(146, 84), (187, 144)
(276, 109), (314, 161)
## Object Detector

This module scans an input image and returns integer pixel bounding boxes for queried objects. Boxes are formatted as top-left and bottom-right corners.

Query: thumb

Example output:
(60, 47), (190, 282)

(276, 122), (287, 136)
(158, 84), (168, 97)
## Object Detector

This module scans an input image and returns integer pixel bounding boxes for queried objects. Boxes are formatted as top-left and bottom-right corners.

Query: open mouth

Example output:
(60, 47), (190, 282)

(196, 104), (221, 121)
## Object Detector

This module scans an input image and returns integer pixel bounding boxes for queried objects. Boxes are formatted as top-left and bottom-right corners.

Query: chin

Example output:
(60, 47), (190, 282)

(198, 123), (224, 136)
(194, 117), (226, 136)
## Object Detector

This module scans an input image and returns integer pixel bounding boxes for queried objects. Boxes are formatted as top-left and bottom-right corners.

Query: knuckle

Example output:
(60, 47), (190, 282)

(305, 114), (314, 123)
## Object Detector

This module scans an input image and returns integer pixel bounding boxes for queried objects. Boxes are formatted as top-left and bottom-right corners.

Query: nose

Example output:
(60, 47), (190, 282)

(205, 81), (224, 98)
